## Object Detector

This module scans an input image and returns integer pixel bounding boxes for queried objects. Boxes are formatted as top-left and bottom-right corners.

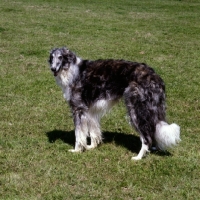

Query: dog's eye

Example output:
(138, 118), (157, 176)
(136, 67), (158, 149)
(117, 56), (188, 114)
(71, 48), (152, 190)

(58, 56), (62, 60)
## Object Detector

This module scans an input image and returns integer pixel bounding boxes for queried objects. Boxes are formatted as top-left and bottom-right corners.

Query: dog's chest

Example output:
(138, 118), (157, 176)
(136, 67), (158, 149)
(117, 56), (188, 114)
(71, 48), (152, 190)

(56, 70), (69, 86)
(56, 71), (71, 101)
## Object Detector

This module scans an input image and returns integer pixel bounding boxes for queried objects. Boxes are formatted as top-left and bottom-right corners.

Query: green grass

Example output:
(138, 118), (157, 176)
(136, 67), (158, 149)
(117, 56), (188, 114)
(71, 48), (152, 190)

(1, 0), (200, 199)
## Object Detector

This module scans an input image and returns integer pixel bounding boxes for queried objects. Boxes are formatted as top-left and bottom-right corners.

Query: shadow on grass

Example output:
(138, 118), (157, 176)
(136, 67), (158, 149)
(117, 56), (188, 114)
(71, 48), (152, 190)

(46, 130), (75, 146)
(46, 130), (171, 156)
(103, 131), (141, 153)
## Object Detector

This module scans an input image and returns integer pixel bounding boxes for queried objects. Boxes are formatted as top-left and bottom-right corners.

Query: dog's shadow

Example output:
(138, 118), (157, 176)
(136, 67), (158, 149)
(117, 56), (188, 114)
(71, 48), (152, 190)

(46, 129), (75, 146)
(46, 130), (171, 156)
(46, 130), (140, 153)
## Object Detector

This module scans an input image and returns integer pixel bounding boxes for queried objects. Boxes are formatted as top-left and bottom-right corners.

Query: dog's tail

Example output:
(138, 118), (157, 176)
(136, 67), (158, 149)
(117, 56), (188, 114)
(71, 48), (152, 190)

(155, 121), (181, 150)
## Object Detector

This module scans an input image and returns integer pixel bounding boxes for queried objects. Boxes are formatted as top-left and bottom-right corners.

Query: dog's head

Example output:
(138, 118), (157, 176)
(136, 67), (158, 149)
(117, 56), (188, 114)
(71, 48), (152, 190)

(48, 47), (77, 77)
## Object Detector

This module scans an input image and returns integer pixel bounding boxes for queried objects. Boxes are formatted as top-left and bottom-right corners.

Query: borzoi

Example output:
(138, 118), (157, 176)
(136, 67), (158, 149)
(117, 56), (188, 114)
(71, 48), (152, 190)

(48, 47), (180, 160)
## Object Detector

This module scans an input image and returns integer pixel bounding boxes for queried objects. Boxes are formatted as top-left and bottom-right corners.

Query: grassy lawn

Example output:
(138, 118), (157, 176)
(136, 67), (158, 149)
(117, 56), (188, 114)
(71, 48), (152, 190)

(0, 0), (200, 199)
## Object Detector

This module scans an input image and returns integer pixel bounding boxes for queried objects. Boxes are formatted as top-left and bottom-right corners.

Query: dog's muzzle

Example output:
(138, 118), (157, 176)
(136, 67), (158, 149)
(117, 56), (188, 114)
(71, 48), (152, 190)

(51, 67), (60, 76)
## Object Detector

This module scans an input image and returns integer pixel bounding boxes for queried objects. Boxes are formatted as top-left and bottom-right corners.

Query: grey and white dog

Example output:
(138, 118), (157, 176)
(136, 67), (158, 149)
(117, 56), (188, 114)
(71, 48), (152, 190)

(48, 47), (180, 160)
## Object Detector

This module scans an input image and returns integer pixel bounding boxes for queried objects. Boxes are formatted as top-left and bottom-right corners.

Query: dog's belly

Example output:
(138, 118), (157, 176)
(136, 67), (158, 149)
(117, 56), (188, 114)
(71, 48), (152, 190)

(89, 99), (117, 117)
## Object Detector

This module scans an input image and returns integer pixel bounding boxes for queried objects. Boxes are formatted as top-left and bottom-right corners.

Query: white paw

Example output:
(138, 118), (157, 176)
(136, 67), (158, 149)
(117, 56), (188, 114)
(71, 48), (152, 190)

(86, 145), (96, 150)
(131, 156), (142, 161)
(68, 149), (81, 153)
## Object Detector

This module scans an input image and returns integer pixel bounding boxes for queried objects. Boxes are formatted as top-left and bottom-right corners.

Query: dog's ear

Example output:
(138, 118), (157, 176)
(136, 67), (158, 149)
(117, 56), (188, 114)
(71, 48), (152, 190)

(61, 47), (76, 64)
(61, 47), (69, 55)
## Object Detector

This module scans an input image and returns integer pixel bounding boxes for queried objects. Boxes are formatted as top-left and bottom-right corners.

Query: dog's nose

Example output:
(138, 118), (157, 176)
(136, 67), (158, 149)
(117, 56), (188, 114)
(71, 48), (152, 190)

(51, 68), (56, 72)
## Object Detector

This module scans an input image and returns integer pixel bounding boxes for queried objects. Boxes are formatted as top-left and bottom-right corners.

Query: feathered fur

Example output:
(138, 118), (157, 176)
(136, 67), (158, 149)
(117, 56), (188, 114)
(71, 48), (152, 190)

(48, 47), (181, 160)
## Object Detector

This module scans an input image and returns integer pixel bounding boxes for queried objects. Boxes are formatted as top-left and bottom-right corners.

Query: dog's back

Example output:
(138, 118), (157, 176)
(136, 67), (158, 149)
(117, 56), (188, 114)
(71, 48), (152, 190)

(77, 59), (164, 105)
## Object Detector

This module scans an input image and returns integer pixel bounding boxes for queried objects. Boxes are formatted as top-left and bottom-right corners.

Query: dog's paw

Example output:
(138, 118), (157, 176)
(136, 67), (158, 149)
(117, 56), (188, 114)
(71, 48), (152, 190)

(131, 156), (142, 161)
(68, 149), (81, 153)
(86, 145), (96, 150)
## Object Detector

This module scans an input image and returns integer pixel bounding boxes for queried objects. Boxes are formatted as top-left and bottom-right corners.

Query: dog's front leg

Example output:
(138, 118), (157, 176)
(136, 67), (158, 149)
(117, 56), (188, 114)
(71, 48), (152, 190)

(69, 110), (88, 152)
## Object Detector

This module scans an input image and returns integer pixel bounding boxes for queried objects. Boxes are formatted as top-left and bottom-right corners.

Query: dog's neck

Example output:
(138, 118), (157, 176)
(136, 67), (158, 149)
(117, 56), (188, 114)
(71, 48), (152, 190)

(55, 56), (82, 101)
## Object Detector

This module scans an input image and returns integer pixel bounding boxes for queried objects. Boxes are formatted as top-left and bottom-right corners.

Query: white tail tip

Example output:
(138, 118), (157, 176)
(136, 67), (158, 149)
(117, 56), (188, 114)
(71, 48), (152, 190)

(155, 121), (181, 151)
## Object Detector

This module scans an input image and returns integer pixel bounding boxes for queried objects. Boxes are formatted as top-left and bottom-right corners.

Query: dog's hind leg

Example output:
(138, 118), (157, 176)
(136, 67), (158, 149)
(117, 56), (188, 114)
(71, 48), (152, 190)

(131, 137), (150, 160)
(127, 105), (152, 160)
(124, 83), (159, 160)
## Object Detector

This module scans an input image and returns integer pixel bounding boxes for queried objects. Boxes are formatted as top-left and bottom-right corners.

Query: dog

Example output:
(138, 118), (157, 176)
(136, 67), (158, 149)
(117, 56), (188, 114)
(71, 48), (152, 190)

(48, 47), (181, 160)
